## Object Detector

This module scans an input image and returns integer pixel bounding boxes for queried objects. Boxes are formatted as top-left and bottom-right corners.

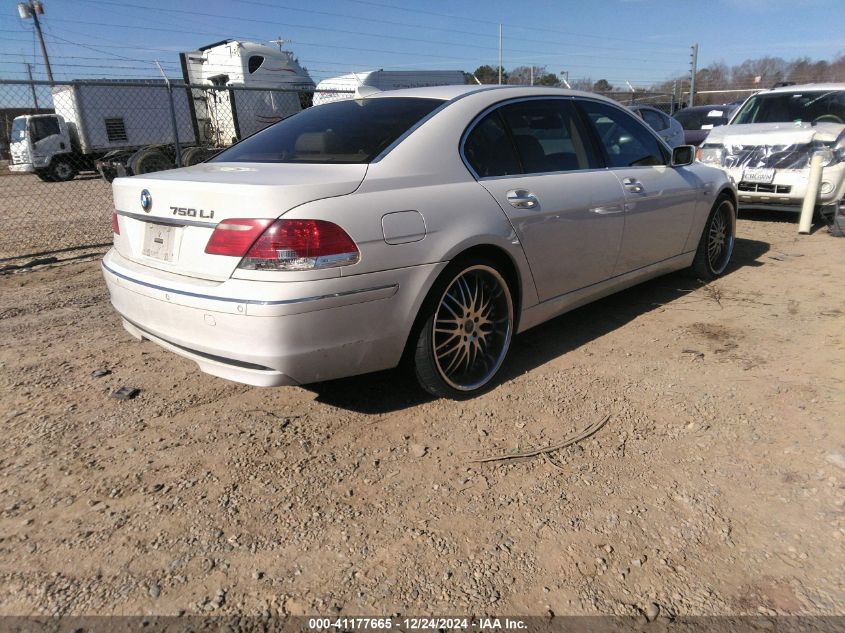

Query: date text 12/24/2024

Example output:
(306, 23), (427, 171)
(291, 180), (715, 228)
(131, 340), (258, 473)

(307, 617), (528, 630)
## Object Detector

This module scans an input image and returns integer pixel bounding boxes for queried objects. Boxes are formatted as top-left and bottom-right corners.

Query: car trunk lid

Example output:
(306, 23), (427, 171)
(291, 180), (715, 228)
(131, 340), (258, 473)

(111, 162), (367, 280)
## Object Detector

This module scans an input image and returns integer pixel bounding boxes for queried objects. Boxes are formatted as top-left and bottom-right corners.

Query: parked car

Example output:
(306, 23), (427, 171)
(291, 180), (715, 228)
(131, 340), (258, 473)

(673, 104), (739, 146)
(698, 83), (845, 215)
(102, 85), (736, 398)
(630, 105), (685, 147)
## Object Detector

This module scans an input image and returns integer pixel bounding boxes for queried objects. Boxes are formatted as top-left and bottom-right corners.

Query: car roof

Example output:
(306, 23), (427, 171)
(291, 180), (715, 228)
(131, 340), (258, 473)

(367, 83), (616, 104)
(763, 82), (845, 94)
(677, 104), (737, 112)
(630, 105), (663, 112)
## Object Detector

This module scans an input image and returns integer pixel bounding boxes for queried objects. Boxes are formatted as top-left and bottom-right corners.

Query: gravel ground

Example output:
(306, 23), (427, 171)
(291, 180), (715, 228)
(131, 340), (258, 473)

(0, 173), (112, 260)
(0, 213), (843, 618)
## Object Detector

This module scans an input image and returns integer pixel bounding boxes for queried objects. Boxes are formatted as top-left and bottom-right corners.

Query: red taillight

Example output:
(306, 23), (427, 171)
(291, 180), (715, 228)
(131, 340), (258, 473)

(204, 219), (273, 256)
(112, 211), (120, 235)
(205, 218), (359, 271)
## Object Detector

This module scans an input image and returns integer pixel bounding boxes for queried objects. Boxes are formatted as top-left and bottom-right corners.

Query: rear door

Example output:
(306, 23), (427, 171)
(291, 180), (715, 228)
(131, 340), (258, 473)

(576, 98), (699, 275)
(465, 97), (626, 302)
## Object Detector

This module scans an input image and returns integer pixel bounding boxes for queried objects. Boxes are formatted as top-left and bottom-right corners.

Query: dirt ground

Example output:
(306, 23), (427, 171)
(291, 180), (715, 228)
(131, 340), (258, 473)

(0, 213), (843, 619)
(0, 172), (112, 261)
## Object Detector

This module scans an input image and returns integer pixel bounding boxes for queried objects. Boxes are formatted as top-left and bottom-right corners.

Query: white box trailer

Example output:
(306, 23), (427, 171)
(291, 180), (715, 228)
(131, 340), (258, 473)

(52, 81), (197, 154)
(313, 70), (467, 105)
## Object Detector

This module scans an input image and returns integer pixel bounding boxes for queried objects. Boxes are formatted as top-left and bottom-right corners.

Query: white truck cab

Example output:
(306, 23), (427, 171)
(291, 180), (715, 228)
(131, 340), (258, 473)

(9, 113), (77, 181)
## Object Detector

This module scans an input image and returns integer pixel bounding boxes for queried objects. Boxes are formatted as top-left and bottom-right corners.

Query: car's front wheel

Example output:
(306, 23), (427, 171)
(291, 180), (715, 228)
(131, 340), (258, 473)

(691, 195), (736, 280)
(413, 260), (514, 399)
(49, 158), (77, 182)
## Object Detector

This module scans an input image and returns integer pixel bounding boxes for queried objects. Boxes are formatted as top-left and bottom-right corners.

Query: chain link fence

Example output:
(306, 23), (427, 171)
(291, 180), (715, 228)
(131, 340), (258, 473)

(0, 80), (733, 262)
(597, 91), (678, 114)
(0, 78), (337, 261)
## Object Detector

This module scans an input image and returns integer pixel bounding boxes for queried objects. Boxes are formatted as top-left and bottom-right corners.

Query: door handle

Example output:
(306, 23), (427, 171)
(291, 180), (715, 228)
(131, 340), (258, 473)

(622, 177), (644, 193)
(506, 189), (539, 209)
(590, 206), (623, 215)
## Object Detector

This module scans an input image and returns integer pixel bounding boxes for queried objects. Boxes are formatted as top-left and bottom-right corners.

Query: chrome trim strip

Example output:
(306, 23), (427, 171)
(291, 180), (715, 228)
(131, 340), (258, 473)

(117, 210), (217, 229)
(102, 261), (397, 306)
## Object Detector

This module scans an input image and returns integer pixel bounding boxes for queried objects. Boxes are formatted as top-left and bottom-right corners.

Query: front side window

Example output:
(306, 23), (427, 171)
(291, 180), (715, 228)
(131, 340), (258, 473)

(31, 117), (60, 143)
(211, 97), (443, 164)
(733, 90), (845, 125)
(498, 99), (598, 174)
(577, 100), (668, 168)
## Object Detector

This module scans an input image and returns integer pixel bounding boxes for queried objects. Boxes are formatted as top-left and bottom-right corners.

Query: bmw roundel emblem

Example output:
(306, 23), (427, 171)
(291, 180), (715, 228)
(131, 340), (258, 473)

(140, 189), (152, 212)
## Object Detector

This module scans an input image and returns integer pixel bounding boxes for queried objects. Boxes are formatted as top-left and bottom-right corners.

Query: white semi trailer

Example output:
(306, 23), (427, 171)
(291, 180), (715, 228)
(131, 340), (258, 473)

(8, 40), (313, 181)
(312, 70), (468, 106)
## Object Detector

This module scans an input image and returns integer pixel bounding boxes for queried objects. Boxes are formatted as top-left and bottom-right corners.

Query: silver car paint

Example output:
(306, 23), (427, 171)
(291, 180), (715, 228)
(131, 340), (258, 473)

(103, 85), (735, 387)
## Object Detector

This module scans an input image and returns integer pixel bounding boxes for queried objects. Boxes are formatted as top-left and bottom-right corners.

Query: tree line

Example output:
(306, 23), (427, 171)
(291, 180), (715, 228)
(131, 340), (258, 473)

(471, 54), (845, 105)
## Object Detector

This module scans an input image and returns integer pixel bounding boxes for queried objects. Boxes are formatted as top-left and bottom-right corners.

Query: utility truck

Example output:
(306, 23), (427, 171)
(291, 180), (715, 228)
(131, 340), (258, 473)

(8, 40), (314, 181)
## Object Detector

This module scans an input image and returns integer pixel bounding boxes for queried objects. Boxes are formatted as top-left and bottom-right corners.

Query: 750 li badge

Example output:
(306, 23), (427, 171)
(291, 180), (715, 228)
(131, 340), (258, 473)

(171, 206), (215, 219)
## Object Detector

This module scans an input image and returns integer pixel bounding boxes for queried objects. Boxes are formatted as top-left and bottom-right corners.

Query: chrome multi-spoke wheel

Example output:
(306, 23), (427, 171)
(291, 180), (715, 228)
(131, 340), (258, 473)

(692, 196), (735, 280)
(414, 262), (514, 398)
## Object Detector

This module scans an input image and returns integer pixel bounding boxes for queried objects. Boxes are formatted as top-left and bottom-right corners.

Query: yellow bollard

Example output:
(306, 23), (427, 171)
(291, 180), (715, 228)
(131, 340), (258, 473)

(799, 153), (824, 234)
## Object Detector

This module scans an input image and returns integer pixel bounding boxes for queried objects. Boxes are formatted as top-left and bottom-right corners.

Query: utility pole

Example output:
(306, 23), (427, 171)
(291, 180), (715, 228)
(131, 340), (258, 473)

(671, 79), (677, 114)
(530, 66), (534, 86)
(498, 24), (502, 85)
(25, 63), (39, 108)
(17, 1), (53, 81)
(560, 70), (570, 89)
(689, 43), (699, 107)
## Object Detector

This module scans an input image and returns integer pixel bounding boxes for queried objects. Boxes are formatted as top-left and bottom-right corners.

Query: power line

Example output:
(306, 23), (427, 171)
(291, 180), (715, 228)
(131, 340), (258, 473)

(57, 0), (686, 66)
(334, 0), (690, 47)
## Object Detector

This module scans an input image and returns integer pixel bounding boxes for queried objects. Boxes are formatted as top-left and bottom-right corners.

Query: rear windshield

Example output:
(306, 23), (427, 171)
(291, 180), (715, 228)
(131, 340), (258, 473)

(211, 97), (444, 164)
(674, 107), (733, 130)
(733, 90), (845, 125)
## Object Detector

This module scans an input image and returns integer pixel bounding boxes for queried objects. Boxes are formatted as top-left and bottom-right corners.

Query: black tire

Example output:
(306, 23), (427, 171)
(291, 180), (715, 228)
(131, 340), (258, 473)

(35, 170), (54, 182)
(129, 149), (172, 175)
(180, 146), (212, 167)
(691, 195), (736, 281)
(413, 259), (514, 399)
(49, 158), (77, 182)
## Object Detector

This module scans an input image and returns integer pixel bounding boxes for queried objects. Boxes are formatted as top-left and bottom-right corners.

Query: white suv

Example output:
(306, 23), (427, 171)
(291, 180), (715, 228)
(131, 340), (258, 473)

(697, 83), (845, 217)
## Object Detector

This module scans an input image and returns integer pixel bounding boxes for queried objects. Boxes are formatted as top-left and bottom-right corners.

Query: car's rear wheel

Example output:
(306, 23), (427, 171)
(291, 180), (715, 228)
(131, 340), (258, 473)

(414, 260), (514, 399)
(691, 195), (735, 280)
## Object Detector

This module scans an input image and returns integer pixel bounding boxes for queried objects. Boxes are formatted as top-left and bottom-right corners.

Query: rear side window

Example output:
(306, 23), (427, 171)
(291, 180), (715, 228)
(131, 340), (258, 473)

(577, 100), (668, 168)
(640, 108), (668, 131)
(674, 107), (732, 130)
(212, 97), (443, 164)
(463, 111), (521, 177)
(247, 55), (264, 74)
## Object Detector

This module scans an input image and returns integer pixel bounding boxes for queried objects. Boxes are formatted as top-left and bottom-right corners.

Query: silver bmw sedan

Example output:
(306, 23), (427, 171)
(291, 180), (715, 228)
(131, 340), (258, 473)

(103, 85), (736, 399)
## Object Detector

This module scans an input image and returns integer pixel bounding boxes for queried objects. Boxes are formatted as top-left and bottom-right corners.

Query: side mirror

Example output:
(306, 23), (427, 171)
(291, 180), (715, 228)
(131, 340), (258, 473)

(671, 145), (695, 167)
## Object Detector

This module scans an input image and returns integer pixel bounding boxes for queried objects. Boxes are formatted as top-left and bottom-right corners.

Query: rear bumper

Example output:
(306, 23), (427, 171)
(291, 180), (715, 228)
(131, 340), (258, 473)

(102, 248), (445, 386)
(8, 163), (35, 174)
